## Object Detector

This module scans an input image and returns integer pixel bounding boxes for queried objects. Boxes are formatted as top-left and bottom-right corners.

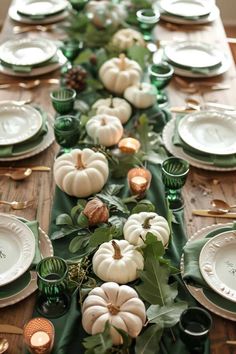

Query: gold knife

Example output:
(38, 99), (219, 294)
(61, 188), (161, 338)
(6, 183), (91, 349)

(192, 210), (236, 218)
(0, 324), (23, 334)
(0, 166), (50, 171)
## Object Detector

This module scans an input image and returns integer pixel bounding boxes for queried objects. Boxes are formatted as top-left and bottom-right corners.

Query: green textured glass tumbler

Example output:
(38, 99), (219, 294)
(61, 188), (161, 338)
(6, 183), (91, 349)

(136, 9), (160, 41)
(149, 62), (174, 106)
(161, 157), (189, 210)
(50, 88), (76, 114)
(54, 115), (80, 149)
(36, 256), (70, 318)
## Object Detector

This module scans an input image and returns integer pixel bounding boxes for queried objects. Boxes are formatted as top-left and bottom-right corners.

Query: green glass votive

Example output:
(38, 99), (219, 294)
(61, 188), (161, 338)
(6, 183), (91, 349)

(50, 88), (76, 114)
(54, 115), (80, 148)
(161, 157), (189, 211)
(149, 62), (174, 105)
(69, 0), (88, 11)
(136, 9), (160, 41)
(36, 256), (70, 318)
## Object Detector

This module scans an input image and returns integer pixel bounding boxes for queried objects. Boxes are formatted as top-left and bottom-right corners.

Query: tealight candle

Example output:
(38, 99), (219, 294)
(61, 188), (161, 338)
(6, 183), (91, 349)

(118, 138), (141, 154)
(23, 317), (54, 354)
(128, 167), (152, 198)
(30, 331), (50, 347)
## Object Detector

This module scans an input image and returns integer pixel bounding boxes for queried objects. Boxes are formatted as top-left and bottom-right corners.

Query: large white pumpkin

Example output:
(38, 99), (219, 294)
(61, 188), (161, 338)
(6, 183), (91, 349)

(112, 28), (145, 51)
(99, 54), (142, 95)
(86, 114), (123, 147)
(86, 1), (126, 29)
(92, 240), (144, 284)
(53, 148), (109, 197)
(123, 212), (170, 246)
(82, 282), (146, 345)
(124, 83), (157, 109)
(92, 97), (132, 124)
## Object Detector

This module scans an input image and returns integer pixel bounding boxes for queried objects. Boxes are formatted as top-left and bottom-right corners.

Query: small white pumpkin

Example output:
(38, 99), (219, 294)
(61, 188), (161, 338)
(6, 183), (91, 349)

(53, 148), (109, 198)
(99, 54), (142, 95)
(112, 28), (145, 51)
(124, 82), (157, 109)
(92, 97), (132, 124)
(86, 1), (126, 29)
(123, 212), (170, 247)
(86, 114), (123, 147)
(92, 240), (144, 284)
(82, 282), (146, 345)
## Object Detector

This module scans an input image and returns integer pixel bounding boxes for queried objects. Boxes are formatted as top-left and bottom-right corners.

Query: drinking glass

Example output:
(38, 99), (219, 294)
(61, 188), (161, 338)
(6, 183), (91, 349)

(161, 157), (189, 210)
(54, 115), (80, 149)
(136, 9), (160, 41)
(179, 307), (212, 353)
(36, 256), (70, 318)
(69, 0), (88, 12)
(50, 88), (76, 114)
(60, 40), (83, 73)
(149, 62), (174, 106)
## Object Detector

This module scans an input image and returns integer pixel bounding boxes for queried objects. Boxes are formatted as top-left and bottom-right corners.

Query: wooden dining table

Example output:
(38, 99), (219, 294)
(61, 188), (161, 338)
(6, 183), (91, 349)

(0, 2), (236, 353)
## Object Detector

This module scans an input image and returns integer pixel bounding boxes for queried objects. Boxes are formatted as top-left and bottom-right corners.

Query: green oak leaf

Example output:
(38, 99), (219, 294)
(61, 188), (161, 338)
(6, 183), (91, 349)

(135, 324), (163, 354)
(147, 301), (188, 327)
(127, 44), (151, 70)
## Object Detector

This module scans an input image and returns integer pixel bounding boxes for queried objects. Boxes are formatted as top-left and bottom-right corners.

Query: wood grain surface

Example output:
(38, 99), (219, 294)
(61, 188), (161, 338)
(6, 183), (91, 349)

(0, 3), (236, 354)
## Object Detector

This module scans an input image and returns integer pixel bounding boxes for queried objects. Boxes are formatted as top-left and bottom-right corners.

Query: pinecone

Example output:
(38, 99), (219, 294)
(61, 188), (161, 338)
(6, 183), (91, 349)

(64, 65), (87, 92)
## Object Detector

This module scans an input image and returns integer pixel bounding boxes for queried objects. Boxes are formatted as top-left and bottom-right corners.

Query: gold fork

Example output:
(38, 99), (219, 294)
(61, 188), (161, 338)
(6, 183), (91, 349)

(0, 200), (34, 210)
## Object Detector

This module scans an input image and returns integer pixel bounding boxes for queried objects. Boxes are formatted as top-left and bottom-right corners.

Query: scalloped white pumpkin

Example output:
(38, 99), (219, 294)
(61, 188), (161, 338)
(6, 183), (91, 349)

(112, 28), (145, 51)
(92, 240), (144, 284)
(123, 212), (170, 246)
(124, 82), (157, 108)
(53, 148), (109, 197)
(82, 282), (146, 345)
(86, 114), (123, 147)
(92, 97), (132, 124)
(99, 54), (142, 94)
(86, 1), (126, 29)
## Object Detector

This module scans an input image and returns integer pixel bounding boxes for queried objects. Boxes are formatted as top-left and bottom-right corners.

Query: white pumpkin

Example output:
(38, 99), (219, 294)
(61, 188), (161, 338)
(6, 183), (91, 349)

(99, 54), (142, 95)
(92, 240), (144, 284)
(92, 97), (132, 124)
(124, 82), (157, 109)
(112, 28), (145, 51)
(82, 282), (146, 345)
(86, 114), (123, 147)
(123, 212), (170, 247)
(53, 148), (109, 198)
(86, 1), (126, 29)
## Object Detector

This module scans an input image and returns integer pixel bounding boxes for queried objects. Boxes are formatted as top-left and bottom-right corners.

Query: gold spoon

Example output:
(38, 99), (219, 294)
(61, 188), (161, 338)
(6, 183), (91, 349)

(0, 78), (59, 90)
(210, 199), (236, 214)
(0, 200), (34, 210)
(0, 168), (32, 181)
(0, 338), (9, 353)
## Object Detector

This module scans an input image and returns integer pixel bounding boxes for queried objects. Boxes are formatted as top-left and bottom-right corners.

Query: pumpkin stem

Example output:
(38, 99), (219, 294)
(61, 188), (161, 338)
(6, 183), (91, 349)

(107, 303), (120, 315)
(119, 54), (126, 71)
(142, 216), (155, 229)
(75, 153), (84, 169)
(112, 240), (122, 260)
(139, 83), (143, 90)
(109, 96), (114, 108)
(101, 117), (107, 125)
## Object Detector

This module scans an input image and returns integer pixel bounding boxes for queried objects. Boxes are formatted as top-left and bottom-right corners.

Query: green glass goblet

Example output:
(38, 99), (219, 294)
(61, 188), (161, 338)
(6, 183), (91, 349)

(161, 157), (189, 210)
(54, 115), (80, 150)
(36, 256), (70, 318)
(50, 88), (76, 115)
(69, 0), (88, 12)
(60, 40), (83, 73)
(149, 62), (174, 106)
(136, 9), (160, 41)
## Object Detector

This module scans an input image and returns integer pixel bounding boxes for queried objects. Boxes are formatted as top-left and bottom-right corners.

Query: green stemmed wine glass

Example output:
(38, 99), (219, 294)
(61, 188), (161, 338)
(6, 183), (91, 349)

(54, 115), (80, 150)
(136, 9), (160, 41)
(60, 40), (83, 73)
(69, 0), (88, 12)
(36, 256), (70, 318)
(161, 157), (189, 210)
(149, 62), (174, 106)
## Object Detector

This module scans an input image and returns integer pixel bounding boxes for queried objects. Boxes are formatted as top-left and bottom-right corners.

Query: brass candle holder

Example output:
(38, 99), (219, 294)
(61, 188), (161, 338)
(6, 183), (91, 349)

(128, 167), (152, 198)
(118, 138), (141, 154)
(23, 318), (54, 354)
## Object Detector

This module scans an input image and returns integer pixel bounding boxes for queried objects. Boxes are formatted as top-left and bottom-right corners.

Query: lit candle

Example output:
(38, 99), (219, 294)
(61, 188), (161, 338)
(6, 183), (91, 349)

(118, 138), (141, 154)
(30, 331), (50, 348)
(128, 167), (152, 198)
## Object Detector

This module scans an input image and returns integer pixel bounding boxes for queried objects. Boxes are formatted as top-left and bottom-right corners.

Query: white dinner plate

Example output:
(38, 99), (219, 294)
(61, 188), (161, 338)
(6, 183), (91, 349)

(164, 41), (222, 69)
(0, 214), (35, 287)
(0, 38), (57, 67)
(0, 103), (43, 146)
(178, 111), (236, 155)
(199, 231), (236, 303)
(159, 5), (219, 24)
(159, 0), (212, 18)
(162, 118), (236, 171)
(17, 0), (68, 17)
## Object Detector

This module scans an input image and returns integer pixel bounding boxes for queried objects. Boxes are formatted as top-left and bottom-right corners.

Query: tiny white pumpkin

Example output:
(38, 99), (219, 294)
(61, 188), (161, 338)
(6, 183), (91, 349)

(92, 97), (132, 124)
(53, 148), (109, 198)
(86, 1), (126, 29)
(124, 82), (157, 109)
(112, 28), (145, 51)
(92, 240), (144, 284)
(82, 282), (146, 345)
(86, 114), (123, 147)
(123, 212), (170, 246)
(99, 54), (142, 95)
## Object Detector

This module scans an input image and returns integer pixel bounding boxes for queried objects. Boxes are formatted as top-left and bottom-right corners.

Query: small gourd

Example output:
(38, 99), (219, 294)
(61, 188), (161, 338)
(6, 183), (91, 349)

(123, 212), (170, 246)
(92, 239), (144, 283)
(83, 198), (109, 226)
(112, 28), (145, 51)
(124, 82), (157, 109)
(92, 97), (132, 124)
(86, 1), (126, 29)
(86, 114), (123, 147)
(82, 282), (146, 345)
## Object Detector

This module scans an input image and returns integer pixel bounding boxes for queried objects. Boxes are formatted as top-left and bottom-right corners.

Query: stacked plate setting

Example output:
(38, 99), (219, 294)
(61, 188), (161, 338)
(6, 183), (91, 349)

(157, 0), (220, 25)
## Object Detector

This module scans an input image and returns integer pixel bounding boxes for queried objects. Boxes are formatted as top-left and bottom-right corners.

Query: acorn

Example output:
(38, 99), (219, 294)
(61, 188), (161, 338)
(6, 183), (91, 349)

(83, 198), (109, 226)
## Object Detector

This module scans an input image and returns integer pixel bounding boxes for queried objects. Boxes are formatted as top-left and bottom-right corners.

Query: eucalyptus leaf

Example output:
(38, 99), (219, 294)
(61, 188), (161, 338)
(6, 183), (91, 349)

(50, 228), (76, 240)
(83, 321), (113, 354)
(135, 324), (163, 354)
(147, 301), (188, 327)
(56, 213), (73, 226)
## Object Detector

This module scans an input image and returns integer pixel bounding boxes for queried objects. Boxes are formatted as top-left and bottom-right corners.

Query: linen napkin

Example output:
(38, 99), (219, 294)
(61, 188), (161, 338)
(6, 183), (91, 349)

(172, 115), (236, 167)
